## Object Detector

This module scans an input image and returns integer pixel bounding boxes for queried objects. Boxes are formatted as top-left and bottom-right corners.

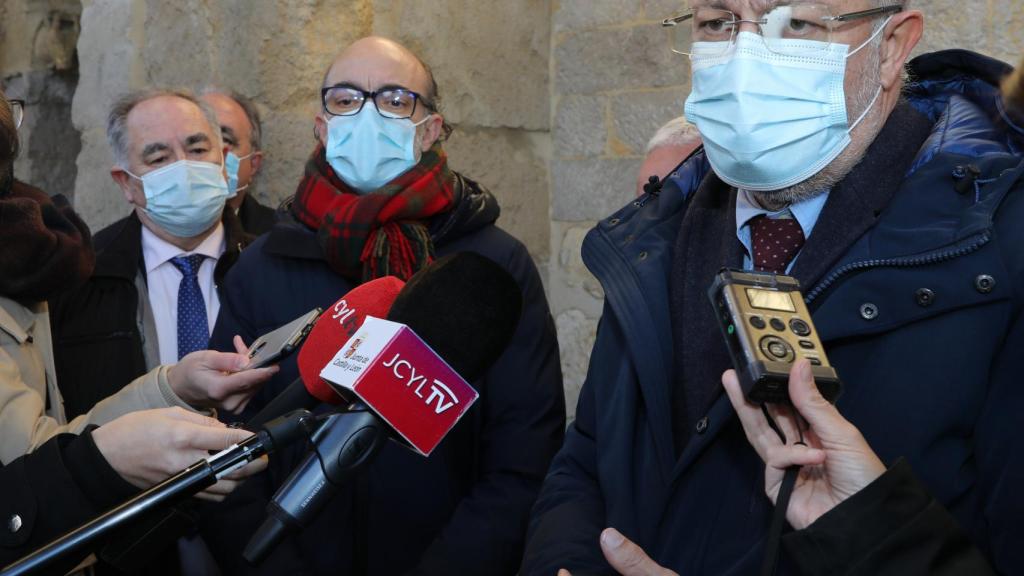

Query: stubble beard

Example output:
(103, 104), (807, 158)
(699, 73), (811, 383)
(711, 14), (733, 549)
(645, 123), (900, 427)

(752, 45), (886, 212)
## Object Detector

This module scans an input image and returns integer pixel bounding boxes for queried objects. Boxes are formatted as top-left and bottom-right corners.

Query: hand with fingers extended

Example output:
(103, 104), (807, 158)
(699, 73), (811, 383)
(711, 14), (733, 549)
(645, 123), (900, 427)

(559, 528), (679, 576)
(91, 407), (268, 501)
(167, 335), (278, 414)
(722, 359), (886, 530)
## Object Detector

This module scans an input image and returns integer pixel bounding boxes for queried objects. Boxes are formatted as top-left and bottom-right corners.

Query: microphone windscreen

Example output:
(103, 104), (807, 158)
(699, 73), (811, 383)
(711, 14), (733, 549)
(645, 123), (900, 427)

(387, 252), (523, 383)
(297, 276), (405, 403)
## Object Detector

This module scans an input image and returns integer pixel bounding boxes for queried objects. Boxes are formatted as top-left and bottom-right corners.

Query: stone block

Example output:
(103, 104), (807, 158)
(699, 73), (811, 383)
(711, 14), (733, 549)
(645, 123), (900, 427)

(550, 221), (604, 307)
(3, 70), (80, 199)
(445, 127), (551, 261)
(373, 0), (551, 131)
(555, 23), (689, 95)
(556, 308), (598, 423)
(555, 0), (643, 33)
(73, 0), (144, 231)
(554, 94), (606, 158)
(551, 157), (639, 221)
(610, 87), (688, 155)
(643, 0), (683, 21)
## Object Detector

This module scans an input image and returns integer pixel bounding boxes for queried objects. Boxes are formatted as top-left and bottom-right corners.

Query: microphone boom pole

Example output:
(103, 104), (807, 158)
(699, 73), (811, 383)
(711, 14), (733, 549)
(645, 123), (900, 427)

(0, 410), (319, 576)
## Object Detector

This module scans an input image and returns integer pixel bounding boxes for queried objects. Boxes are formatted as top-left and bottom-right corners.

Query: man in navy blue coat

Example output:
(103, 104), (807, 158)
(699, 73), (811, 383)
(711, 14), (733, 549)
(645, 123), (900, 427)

(202, 37), (565, 575)
(524, 3), (1022, 575)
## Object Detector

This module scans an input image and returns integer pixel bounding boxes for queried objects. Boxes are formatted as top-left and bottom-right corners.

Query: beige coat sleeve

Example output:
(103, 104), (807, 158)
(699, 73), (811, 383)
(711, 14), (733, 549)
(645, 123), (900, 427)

(0, 350), (193, 465)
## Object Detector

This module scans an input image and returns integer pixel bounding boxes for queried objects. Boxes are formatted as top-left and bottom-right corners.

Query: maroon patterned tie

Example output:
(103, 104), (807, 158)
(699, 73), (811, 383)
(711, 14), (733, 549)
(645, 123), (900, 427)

(750, 215), (806, 274)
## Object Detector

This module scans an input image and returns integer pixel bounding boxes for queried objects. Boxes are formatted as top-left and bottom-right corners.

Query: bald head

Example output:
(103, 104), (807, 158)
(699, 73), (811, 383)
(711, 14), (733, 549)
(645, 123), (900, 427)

(322, 36), (434, 104)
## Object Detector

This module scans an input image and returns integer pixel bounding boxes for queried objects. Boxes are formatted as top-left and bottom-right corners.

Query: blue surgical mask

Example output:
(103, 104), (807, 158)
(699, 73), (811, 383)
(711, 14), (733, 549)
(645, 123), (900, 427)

(126, 159), (229, 238)
(225, 151), (254, 197)
(325, 108), (430, 193)
(684, 24), (888, 192)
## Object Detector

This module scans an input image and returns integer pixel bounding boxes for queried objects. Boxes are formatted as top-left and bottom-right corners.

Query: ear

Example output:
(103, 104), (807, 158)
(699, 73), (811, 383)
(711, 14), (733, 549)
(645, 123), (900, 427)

(110, 166), (138, 204)
(419, 114), (444, 151)
(250, 150), (264, 175)
(314, 115), (328, 147)
(879, 10), (924, 92)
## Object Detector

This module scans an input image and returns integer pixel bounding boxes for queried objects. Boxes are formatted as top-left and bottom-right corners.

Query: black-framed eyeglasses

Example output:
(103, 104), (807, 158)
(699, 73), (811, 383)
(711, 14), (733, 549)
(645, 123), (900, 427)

(662, 3), (903, 57)
(8, 99), (24, 130)
(321, 85), (435, 120)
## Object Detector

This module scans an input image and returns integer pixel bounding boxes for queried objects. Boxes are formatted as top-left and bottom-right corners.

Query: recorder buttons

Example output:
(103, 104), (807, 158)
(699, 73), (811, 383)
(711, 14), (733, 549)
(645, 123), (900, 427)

(799, 340), (815, 350)
(770, 318), (786, 332)
(760, 336), (795, 363)
(789, 318), (812, 337)
(749, 316), (766, 330)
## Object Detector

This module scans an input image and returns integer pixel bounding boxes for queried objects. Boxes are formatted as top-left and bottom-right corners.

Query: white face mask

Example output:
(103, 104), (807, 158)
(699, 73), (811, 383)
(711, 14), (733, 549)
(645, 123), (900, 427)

(684, 20), (890, 192)
(126, 159), (229, 238)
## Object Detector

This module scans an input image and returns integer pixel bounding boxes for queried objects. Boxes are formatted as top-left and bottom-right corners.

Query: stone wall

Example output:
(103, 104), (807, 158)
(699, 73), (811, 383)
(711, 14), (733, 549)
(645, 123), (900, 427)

(1, 0), (82, 197)
(4, 1), (1024, 422)
(69, 0), (551, 264)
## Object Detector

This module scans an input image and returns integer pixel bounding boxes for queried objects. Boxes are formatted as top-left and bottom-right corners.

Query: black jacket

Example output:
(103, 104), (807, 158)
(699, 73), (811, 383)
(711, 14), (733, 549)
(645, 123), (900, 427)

(0, 430), (137, 575)
(237, 194), (277, 237)
(202, 186), (566, 575)
(50, 210), (254, 419)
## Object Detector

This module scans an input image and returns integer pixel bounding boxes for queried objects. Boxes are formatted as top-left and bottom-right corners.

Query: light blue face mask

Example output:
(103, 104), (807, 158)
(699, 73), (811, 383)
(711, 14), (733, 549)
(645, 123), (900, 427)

(225, 151), (254, 197)
(325, 107), (430, 193)
(684, 24), (889, 192)
(127, 159), (229, 238)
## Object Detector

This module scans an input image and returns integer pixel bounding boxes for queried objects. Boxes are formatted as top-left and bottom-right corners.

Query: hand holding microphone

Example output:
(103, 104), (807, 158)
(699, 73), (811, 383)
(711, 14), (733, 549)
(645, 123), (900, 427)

(722, 359), (885, 530)
(92, 407), (267, 502)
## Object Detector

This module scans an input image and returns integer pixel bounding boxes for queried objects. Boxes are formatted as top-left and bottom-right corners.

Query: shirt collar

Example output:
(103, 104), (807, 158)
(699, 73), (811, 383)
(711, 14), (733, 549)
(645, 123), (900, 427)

(0, 296), (38, 344)
(141, 222), (227, 275)
(735, 188), (830, 240)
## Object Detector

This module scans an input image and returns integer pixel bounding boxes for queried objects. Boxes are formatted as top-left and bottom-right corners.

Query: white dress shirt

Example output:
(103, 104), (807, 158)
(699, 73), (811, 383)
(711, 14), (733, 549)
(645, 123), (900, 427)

(141, 223), (226, 364)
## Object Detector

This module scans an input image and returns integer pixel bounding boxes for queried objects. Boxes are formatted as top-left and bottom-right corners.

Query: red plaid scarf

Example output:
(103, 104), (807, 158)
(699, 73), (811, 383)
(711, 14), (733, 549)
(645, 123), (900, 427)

(291, 143), (456, 281)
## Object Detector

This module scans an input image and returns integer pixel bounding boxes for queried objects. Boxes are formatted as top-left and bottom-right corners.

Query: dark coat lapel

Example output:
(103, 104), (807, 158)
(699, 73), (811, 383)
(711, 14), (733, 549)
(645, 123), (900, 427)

(791, 102), (936, 293)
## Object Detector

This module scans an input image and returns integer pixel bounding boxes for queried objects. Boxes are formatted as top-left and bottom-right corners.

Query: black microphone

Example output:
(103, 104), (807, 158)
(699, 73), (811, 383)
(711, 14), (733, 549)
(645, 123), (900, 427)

(243, 252), (523, 565)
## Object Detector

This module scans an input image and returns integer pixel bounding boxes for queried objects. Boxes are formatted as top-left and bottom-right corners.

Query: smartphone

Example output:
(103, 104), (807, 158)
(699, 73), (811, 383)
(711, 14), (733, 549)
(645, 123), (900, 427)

(246, 308), (323, 369)
(707, 269), (841, 404)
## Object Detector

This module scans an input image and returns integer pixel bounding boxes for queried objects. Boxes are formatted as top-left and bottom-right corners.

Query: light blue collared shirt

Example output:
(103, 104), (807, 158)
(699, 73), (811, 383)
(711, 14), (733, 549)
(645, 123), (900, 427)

(735, 189), (830, 273)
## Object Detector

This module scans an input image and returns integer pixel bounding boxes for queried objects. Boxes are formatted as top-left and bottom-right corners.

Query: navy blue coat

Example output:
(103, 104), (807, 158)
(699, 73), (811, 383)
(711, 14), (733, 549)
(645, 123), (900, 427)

(524, 50), (1024, 575)
(204, 207), (565, 575)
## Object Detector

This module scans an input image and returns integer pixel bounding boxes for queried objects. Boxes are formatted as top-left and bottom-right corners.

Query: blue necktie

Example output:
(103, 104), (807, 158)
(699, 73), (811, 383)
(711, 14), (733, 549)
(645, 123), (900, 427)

(171, 254), (209, 360)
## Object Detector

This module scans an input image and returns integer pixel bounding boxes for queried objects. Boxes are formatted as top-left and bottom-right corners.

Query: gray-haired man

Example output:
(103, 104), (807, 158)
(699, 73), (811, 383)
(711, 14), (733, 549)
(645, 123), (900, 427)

(51, 88), (255, 421)
(201, 89), (276, 235)
(636, 116), (702, 196)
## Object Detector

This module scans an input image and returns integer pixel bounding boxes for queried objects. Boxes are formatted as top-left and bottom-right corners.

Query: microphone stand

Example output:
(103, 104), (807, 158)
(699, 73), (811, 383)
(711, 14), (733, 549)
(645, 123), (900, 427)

(0, 410), (320, 576)
(243, 404), (390, 565)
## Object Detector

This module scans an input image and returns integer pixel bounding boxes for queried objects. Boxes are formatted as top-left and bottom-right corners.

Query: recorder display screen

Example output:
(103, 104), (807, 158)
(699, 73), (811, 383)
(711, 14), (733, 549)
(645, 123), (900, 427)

(745, 288), (796, 313)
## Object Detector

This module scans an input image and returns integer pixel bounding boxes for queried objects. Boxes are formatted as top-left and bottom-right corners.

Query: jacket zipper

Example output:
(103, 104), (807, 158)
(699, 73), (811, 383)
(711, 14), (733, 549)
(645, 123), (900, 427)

(805, 231), (992, 305)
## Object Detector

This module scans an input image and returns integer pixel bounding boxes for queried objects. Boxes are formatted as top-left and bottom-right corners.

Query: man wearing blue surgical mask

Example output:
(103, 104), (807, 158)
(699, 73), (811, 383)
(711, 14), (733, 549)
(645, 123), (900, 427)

(526, 1), (1023, 575)
(50, 89), (257, 419)
(201, 36), (565, 576)
(200, 89), (276, 235)
(46, 90), (263, 574)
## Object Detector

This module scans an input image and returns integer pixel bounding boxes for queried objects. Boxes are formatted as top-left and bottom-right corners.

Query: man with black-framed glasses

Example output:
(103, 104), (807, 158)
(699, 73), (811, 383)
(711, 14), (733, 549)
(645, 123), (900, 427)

(201, 36), (565, 576)
(525, 1), (1021, 574)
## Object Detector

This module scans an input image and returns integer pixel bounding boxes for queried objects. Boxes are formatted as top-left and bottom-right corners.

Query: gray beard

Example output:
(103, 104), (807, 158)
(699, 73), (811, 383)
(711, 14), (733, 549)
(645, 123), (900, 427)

(753, 54), (884, 212)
